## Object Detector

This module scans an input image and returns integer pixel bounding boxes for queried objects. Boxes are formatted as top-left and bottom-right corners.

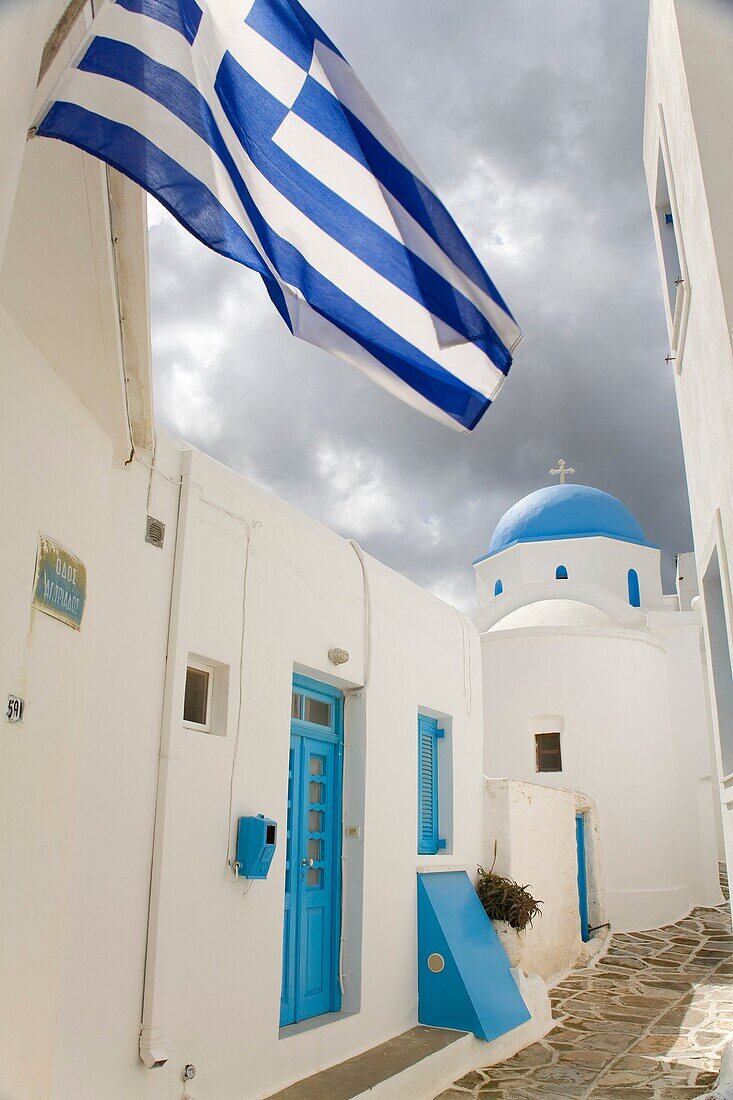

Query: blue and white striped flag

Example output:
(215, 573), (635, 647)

(37, 0), (521, 430)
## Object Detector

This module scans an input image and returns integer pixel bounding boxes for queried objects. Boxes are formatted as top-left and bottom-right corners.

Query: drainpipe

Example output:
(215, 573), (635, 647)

(139, 450), (192, 1068)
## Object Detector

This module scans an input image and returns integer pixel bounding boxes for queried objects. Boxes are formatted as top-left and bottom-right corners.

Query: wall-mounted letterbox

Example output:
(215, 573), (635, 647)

(236, 815), (277, 879)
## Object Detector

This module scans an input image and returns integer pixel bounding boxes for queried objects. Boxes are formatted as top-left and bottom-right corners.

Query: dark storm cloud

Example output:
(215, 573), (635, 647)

(149, 0), (690, 609)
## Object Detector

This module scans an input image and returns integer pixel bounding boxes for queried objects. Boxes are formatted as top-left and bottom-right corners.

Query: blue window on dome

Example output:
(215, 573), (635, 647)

(628, 569), (641, 608)
(555, 566), (568, 580)
(494, 579), (503, 596)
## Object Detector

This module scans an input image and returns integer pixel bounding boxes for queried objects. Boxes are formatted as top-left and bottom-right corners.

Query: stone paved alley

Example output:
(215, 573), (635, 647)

(440, 871), (733, 1099)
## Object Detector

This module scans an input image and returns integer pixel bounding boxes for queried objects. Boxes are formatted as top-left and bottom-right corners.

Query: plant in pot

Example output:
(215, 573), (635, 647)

(476, 844), (542, 968)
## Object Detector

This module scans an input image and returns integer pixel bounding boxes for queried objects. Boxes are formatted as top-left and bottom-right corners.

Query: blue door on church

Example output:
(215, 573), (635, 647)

(576, 813), (590, 943)
(281, 676), (343, 1026)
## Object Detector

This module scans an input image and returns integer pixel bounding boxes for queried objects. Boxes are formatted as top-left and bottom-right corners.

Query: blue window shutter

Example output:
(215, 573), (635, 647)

(418, 716), (444, 855)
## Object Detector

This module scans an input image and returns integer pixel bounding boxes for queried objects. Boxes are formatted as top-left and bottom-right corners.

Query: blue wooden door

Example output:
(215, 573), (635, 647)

(281, 678), (343, 1026)
(576, 813), (590, 943)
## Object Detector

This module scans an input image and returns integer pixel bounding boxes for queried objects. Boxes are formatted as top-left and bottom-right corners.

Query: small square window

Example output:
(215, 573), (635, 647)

(184, 664), (211, 730)
(535, 732), (562, 773)
(304, 696), (331, 727)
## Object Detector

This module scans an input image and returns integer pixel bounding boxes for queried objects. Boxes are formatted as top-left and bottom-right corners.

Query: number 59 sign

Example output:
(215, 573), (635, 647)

(6, 695), (24, 724)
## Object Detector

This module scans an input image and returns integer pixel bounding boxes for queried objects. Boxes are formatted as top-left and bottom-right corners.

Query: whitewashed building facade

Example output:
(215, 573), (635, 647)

(644, 0), (733, 877)
(0, 4), (550, 1098)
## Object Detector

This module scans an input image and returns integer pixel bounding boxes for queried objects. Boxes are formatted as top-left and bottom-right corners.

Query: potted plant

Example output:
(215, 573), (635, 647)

(476, 845), (542, 968)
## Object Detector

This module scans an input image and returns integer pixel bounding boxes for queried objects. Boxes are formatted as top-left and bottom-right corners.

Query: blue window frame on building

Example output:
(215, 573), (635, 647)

(555, 565), (568, 580)
(627, 568), (641, 608)
(281, 674), (343, 1028)
(494, 579), (503, 596)
(418, 714), (446, 855)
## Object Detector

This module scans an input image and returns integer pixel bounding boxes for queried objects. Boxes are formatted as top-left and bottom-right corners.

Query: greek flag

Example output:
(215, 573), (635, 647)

(37, 0), (521, 430)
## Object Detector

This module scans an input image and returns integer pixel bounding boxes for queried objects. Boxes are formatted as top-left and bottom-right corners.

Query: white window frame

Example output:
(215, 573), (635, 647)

(183, 659), (215, 733)
(653, 106), (691, 375)
(698, 512), (733, 786)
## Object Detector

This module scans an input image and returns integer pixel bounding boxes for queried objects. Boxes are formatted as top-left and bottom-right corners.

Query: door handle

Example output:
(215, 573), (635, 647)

(301, 858), (315, 868)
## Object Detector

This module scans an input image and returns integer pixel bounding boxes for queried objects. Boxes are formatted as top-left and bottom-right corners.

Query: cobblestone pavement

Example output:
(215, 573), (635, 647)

(439, 872), (733, 1099)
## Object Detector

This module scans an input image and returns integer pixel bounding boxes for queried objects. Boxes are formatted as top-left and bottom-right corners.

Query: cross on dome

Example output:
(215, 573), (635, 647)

(550, 459), (576, 485)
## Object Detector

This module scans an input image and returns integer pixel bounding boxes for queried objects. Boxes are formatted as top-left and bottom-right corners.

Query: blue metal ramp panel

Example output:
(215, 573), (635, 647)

(417, 871), (531, 1042)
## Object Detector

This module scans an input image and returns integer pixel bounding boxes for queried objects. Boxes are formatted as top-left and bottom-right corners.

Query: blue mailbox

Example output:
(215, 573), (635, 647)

(236, 815), (277, 879)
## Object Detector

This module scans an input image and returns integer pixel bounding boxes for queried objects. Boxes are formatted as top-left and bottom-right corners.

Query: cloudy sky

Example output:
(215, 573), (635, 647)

(148, 0), (691, 610)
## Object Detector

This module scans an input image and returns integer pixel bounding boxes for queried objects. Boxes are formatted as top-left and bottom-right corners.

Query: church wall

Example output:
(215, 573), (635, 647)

(475, 547), (522, 607)
(645, 0), (733, 870)
(475, 538), (664, 612)
(481, 626), (707, 931)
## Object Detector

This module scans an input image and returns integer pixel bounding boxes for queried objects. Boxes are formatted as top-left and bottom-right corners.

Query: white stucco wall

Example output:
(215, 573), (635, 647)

(0, 11), (561, 1095)
(0, 0), (59, 268)
(120, 447), (485, 1100)
(650, 610), (727, 882)
(485, 778), (606, 984)
(0, 304), (178, 1099)
(475, 537), (664, 611)
(0, 366), (491, 1099)
(0, 68), (499, 1098)
(481, 615), (720, 932)
(644, 0), (733, 870)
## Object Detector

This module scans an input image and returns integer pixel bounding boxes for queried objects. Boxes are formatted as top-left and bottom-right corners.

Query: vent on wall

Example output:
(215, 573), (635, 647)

(145, 515), (165, 549)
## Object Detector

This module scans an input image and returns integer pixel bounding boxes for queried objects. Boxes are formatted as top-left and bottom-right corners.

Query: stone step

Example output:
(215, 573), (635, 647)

(263, 1026), (468, 1100)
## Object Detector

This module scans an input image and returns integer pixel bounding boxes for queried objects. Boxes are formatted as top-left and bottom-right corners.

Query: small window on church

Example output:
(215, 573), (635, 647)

(494, 579), (503, 596)
(556, 566), (568, 580)
(535, 732), (562, 773)
(628, 568), (640, 608)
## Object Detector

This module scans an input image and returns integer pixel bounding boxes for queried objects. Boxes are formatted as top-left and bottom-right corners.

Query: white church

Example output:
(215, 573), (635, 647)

(476, 477), (723, 936)
(0, 1), (731, 1098)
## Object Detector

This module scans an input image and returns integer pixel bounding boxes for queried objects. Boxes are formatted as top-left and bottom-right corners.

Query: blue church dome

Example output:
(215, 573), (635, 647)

(482, 484), (648, 559)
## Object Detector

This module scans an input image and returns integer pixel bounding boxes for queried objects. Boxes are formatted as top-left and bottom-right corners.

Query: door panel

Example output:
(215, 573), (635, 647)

(576, 813), (590, 943)
(304, 908), (326, 995)
(280, 740), (300, 1026)
(297, 738), (336, 1019)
